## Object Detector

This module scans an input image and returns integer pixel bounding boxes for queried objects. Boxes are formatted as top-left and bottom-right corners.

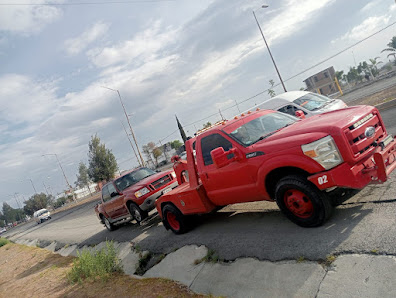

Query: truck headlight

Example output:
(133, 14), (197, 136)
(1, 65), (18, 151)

(171, 172), (176, 178)
(135, 187), (150, 198)
(301, 136), (343, 170)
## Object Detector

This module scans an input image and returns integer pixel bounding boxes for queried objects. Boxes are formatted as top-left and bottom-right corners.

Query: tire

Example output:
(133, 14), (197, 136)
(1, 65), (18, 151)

(103, 216), (117, 231)
(275, 175), (333, 227)
(129, 204), (148, 224)
(162, 204), (188, 234)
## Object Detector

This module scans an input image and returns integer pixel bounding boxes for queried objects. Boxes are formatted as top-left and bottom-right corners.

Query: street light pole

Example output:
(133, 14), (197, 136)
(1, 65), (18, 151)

(120, 120), (142, 167)
(253, 7), (287, 92)
(42, 153), (74, 200)
(102, 87), (146, 166)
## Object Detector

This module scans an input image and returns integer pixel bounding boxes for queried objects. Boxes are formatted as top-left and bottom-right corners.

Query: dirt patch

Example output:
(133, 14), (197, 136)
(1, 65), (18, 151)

(348, 85), (396, 107)
(0, 242), (205, 298)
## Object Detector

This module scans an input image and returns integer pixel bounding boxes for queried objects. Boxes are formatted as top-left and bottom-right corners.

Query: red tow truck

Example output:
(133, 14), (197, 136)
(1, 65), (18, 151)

(156, 106), (396, 234)
(95, 167), (178, 231)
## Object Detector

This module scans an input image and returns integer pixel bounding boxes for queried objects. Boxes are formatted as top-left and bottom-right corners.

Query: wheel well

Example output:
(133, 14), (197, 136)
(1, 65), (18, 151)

(99, 213), (105, 223)
(265, 167), (309, 199)
(160, 201), (178, 214)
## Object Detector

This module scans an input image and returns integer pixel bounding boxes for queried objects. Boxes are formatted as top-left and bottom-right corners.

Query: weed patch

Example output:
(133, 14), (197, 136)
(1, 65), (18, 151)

(194, 249), (220, 265)
(0, 237), (9, 247)
(67, 241), (122, 284)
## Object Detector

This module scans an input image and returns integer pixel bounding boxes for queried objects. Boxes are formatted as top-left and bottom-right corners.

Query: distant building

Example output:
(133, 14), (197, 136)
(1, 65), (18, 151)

(303, 66), (337, 96)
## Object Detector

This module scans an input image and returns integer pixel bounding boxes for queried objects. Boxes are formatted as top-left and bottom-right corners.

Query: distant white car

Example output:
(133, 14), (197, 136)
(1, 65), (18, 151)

(33, 208), (51, 224)
(254, 91), (348, 118)
(0, 227), (6, 235)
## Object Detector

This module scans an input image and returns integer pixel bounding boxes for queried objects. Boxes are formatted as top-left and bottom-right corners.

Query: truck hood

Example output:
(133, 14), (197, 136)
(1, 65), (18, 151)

(122, 170), (173, 194)
(252, 105), (375, 149)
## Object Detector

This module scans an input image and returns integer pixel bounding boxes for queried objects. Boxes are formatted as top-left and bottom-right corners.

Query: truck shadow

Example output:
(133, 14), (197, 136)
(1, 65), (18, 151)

(80, 201), (377, 262)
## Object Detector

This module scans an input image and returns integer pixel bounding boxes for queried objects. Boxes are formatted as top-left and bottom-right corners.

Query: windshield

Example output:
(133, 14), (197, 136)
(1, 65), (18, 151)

(228, 112), (297, 146)
(114, 167), (156, 191)
(293, 93), (332, 111)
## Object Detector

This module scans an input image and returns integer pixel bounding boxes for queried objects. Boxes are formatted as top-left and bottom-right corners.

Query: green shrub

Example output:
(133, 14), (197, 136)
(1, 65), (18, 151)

(67, 241), (122, 283)
(0, 238), (9, 247)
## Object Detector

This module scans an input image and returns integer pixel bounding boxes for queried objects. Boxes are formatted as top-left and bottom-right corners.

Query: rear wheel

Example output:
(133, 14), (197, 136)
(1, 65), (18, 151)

(129, 204), (148, 224)
(275, 175), (333, 227)
(162, 204), (188, 234)
(103, 216), (117, 231)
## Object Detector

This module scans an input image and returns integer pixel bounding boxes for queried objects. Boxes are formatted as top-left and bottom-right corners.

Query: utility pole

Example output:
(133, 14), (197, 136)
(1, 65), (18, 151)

(102, 87), (145, 166)
(120, 120), (141, 166)
(253, 7), (287, 92)
(28, 178), (37, 194)
(42, 153), (75, 201)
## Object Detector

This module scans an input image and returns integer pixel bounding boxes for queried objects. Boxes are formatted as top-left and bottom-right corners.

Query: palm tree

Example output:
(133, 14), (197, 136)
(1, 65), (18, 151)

(368, 57), (383, 77)
(382, 36), (396, 63)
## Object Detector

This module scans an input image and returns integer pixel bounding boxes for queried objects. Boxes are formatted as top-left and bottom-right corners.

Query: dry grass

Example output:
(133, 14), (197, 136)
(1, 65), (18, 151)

(0, 242), (205, 298)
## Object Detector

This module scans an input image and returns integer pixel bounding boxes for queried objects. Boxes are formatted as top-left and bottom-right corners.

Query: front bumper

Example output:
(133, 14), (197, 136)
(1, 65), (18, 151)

(308, 136), (396, 190)
(140, 181), (179, 211)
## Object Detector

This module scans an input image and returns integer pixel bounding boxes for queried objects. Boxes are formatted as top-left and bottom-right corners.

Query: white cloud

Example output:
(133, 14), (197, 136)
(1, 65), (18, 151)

(64, 21), (110, 56)
(0, 0), (62, 35)
(333, 15), (391, 43)
(0, 74), (59, 128)
(88, 20), (178, 68)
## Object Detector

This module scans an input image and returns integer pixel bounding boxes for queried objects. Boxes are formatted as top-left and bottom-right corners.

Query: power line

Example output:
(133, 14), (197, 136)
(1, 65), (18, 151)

(0, 0), (175, 6)
(178, 18), (396, 130)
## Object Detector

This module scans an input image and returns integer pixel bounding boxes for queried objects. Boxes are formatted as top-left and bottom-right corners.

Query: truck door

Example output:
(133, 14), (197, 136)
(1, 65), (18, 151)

(197, 133), (259, 206)
(102, 183), (127, 219)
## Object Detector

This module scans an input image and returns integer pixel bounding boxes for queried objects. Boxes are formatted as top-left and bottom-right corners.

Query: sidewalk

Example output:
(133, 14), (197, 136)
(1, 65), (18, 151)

(14, 239), (396, 298)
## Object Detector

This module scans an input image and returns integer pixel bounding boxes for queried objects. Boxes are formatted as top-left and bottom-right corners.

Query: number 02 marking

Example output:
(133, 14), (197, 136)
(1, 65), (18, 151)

(318, 175), (328, 185)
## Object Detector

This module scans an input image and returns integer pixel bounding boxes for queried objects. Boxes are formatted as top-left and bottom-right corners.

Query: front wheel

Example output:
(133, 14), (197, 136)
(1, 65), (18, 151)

(162, 204), (188, 234)
(103, 216), (117, 231)
(275, 175), (333, 227)
(129, 204), (148, 224)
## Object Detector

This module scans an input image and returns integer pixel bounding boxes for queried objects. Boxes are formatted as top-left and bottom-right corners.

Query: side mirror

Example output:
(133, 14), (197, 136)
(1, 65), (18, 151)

(211, 147), (238, 168)
(295, 110), (306, 119)
(171, 155), (180, 163)
(110, 192), (119, 198)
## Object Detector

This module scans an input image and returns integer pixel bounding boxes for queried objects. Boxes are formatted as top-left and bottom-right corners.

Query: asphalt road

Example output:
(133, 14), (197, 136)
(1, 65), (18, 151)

(5, 105), (396, 262)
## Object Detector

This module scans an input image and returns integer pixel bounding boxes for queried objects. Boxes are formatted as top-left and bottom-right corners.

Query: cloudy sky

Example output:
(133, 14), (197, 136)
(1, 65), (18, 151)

(1, 0), (395, 207)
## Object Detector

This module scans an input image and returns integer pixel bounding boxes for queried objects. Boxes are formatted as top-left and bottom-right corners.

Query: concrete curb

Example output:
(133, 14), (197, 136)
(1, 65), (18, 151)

(11, 239), (396, 297)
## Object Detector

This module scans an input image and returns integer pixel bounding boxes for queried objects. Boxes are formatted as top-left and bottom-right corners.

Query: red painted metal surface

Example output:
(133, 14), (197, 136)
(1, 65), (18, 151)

(283, 189), (313, 218)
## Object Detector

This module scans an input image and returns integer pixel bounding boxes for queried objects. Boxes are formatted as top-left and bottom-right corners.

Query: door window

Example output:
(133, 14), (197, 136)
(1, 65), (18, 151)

(201, 133), (233, 166)
(102, 185), (111, 202)
(278, 105), (307, 116)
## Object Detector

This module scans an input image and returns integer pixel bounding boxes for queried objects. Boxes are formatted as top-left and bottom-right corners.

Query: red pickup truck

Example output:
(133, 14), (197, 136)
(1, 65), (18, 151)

(95, 167), (178, 231)
(156, 106), (396, 234)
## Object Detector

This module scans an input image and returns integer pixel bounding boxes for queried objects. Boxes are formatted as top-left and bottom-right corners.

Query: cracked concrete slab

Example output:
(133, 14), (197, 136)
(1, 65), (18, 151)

(318, 255), (396, 298)
(57, 244), (78, 257)
(190, 258), (326, 298)
(144, 245), (208, 287)
(117, 242), (140, 276)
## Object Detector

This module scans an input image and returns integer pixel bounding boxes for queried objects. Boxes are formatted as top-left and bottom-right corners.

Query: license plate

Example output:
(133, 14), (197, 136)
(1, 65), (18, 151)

(163, 188), (172, 195)
(380, 135), (394, 150)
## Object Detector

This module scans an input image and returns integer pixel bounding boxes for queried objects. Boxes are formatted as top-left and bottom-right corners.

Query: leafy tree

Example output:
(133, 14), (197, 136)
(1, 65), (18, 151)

(142, 142), (156, 168)
(23, 193), (53, 216)
(2, 202), (24, 223)
(382, 36), (396, 64)
(152, 147), (162, 166)
(75, 162), (92, 196)
(87, 135), (118, 183)
(335, 70), (344, 82)
(53, 196), (70, 209)
(346, 67), (362, 84)
(202, 122), (212, 129)
(170, 140), (183, 150)
(268, 79), (276, 98)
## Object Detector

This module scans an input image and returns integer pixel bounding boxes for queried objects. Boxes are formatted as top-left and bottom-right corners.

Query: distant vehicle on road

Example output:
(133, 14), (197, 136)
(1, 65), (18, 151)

(95, 167), (178, 231)
(0, 227), (6, 235)
(254, 91), (347, 118)
(157, 160), (168, 168)
(33, 208), (51, 224)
